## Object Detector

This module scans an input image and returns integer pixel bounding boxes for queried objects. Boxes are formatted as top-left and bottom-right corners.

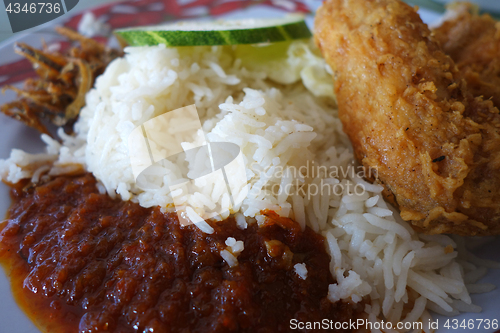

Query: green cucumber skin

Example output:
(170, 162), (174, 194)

(115, 21), (312, 47)
(281, 23), (311, 40)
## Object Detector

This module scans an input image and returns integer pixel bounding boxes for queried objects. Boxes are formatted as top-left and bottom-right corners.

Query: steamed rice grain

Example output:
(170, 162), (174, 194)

(0, 40), (496, 332)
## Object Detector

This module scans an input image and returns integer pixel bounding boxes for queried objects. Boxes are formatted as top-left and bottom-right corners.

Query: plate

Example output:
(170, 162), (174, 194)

(0, 1), (498, 332)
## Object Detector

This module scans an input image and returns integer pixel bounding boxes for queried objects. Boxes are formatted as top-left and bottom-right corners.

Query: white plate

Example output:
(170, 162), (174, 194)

(0, 1), (498, 332)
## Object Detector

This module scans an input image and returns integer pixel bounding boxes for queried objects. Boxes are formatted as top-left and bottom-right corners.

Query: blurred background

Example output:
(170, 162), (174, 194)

(1, 0), (500, 44)
(0, 0), (121, 43)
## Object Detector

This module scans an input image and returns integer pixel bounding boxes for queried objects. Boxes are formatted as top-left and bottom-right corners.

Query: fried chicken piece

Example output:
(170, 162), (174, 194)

(433, 3), (500, 107)
(314, 0), (500, 235)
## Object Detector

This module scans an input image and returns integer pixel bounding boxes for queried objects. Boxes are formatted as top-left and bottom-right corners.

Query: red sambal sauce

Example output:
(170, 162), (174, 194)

(0, 173), (362, 332)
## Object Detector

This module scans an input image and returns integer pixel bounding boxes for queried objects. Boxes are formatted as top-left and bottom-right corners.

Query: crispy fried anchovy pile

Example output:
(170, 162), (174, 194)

(1, 27), (122, 135)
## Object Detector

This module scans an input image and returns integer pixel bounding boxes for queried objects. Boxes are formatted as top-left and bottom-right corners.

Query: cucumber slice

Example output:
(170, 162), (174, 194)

(114, 16), (312, 47)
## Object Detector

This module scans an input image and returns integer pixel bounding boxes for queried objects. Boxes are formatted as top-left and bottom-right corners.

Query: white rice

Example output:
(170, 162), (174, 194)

(294, 263), (308, 280)
(77, 11), (111, 38)
(0, 40), (497, 331)
(220, 249), (238, 267)
(225, 237), (244, 255)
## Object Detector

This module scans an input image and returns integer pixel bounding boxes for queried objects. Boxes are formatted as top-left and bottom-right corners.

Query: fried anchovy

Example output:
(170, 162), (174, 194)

(1, 27), (122, 136)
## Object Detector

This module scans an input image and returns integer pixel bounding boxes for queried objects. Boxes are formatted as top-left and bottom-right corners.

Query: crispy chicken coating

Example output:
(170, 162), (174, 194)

(433, 3), (500, 107)
(314, 0), (500, 235)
